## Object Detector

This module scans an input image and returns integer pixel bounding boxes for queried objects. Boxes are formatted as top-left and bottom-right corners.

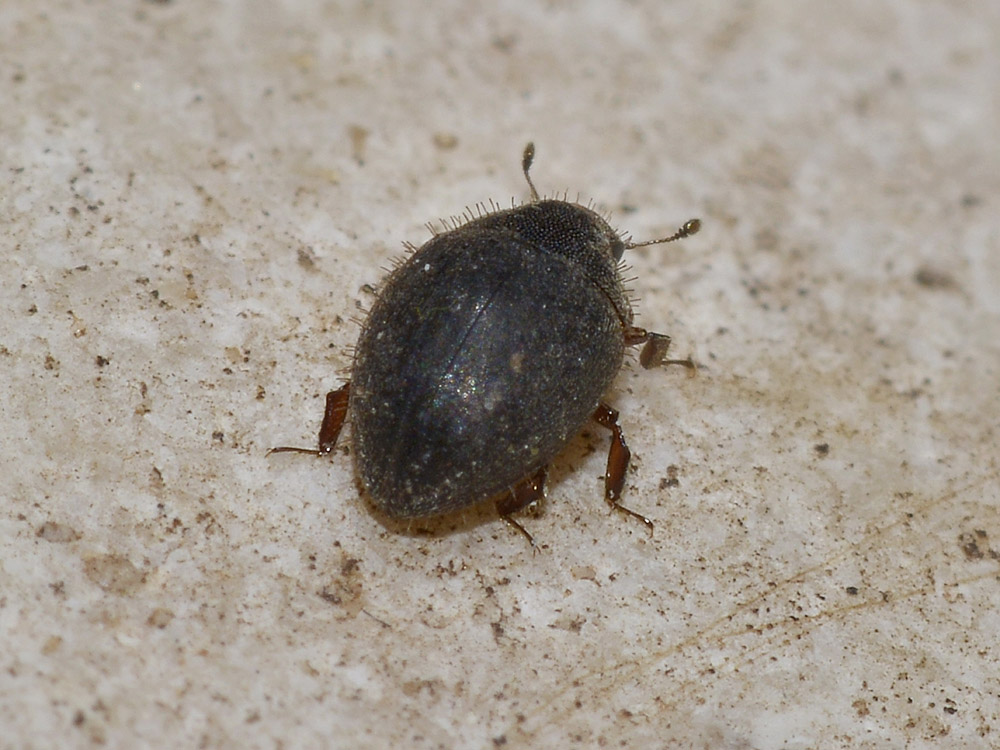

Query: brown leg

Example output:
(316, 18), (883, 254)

(268, 382), (351, 456)
(495, 466), (547, 550)
(592, 402), (653, 534)
(625, 327), (696, 372)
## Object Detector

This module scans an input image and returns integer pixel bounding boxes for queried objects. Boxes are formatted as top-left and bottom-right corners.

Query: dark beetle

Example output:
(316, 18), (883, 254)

(273, 144), (699, 541)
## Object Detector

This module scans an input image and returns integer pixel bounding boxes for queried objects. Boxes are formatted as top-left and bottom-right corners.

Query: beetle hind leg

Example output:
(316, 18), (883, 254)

(495, 466), (547, 550)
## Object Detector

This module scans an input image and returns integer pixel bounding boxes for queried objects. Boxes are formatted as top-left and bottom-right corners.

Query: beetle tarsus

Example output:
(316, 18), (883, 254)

(501, 515), (539, 552)
(267, 446), (322, 456)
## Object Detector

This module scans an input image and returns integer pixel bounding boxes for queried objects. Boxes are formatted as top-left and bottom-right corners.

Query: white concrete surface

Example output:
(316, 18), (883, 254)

(2, 1), (998, 747)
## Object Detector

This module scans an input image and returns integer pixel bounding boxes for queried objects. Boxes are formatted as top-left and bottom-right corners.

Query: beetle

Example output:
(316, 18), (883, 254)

(272, 143), (699, 543)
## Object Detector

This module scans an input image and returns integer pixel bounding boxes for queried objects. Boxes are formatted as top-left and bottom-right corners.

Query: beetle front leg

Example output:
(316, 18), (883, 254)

(592, 402), (653, 534)
(625, 327), (696, 372)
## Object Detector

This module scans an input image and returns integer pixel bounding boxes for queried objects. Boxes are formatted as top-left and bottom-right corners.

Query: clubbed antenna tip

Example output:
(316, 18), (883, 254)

(626, 218), (701, 249)
(521, 142), (540, 202)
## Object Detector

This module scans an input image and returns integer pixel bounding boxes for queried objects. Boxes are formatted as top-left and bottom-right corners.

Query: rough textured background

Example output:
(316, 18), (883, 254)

(2, 1), (998, 748)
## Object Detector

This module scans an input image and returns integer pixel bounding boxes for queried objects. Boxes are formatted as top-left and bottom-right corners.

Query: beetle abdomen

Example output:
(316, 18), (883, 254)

(350, 227), (624, 518)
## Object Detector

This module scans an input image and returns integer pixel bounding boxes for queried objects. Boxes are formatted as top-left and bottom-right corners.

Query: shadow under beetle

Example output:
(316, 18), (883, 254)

(272, 143), (699, 544)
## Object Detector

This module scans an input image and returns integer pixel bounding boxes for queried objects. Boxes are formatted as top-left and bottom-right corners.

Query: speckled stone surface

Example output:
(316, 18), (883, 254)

(3, 2), (998, 748)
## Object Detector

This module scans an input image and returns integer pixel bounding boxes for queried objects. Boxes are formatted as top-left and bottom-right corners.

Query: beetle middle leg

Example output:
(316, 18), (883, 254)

(495, 466), (547, 549)
(269, 382), (351, 456)
(625, 327), (696, 372)
(593, 402), (654, 534)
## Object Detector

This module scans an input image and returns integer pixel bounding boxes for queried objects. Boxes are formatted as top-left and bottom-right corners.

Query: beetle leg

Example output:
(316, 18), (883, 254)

(592, 402), (654, 534)
(316, 383), (351, 453)
(268, 382), (351, 456)
(496, 466), (547, 550)
(625, 327), (696, 372)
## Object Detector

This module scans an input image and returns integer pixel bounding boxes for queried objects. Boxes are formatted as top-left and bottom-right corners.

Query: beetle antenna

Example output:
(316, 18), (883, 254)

(521, 142), (540, 202)
(625, 218), (701, 249)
